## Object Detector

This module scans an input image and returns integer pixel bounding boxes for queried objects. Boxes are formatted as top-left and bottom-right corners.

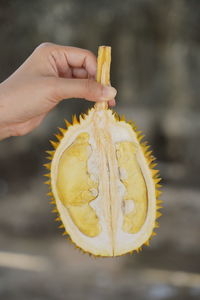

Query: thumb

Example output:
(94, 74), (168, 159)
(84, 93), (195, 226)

(53, 78), (117, 102)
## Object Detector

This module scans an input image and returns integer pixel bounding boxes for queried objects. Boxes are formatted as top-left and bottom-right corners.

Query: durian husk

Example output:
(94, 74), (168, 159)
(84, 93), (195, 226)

(44, 46), (162, 256)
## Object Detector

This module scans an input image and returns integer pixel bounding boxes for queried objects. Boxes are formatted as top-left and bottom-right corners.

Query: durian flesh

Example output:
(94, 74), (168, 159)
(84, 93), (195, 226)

(46, 46), (161, 257)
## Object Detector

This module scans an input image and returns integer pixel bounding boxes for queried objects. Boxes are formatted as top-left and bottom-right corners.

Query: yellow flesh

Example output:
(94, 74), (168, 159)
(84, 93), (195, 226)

(56, 132), (148, 238)
(56, 132), (101, 237)
(116, 141), (148, 234)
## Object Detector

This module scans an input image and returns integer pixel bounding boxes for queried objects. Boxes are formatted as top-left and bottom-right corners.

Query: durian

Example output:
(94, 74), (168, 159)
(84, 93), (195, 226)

(44, 46), (162, 257)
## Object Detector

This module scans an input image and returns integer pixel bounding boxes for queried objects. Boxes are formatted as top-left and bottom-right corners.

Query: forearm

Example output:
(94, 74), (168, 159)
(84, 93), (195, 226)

(0, 83), (11, 140)
(0, 126), (10, 141)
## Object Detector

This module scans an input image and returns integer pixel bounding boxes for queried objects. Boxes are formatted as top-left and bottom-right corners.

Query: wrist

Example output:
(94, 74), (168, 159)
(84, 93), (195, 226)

(0, 126), (11, 141)
(0, 83), (11, 140)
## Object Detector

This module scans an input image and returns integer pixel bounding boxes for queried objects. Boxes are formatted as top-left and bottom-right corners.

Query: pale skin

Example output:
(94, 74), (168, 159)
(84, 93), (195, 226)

(0, 43), (117, 140)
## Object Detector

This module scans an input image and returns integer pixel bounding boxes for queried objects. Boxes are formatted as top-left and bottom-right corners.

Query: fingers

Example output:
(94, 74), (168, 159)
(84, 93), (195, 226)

(72, 68), (88, 79)
(36, 43), (97, 78)
(108, 99), (116, 107)
(61, 46), (97, 77)
(53, 78), (117, 103)
(32, 44), (117, 107)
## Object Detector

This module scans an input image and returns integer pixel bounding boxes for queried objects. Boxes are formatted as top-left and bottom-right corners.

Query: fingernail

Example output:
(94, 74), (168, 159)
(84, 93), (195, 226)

(102, 86), (117, 100)
(109, 99), (116, 107)
(89, 65), (97, 77)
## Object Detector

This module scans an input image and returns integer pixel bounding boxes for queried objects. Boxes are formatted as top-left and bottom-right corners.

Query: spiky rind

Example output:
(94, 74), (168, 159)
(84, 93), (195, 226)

(44, 110), (162, 257)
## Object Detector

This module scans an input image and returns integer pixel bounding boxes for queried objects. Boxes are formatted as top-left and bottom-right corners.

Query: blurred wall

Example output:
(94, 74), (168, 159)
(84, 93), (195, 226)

(0, 0), (200, 188)
(0, 1), (200, 299)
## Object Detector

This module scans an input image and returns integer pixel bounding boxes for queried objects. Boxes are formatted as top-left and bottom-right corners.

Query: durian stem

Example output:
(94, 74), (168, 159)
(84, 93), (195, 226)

(95, 46), (111, 110)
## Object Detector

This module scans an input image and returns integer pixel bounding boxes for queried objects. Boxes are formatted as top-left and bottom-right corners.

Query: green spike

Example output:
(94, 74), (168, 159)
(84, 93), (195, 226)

(72, 114), (79, 124)
(64, 119), (71, 128)
(44, 173), (50, 178)
(120, 114), (125, 121)
(154, 178), (162, 184)
(150, 162), (158, 168)
(50, 140), (59, 149)
(44, 180), (51, 185)
(80, 113), (86, 120)
(114, 112), (120, 121)
(156, 183), (162, 188)
(146, 150), (153, 157)
(156, 190), (162, 198)
(157, 205), (163, 209)
(46, 156), (52, 161)
(152, 169), (159, 177)
(138, 134), (145, 142)
(55, 133), (62, 141)
(156, 211), (162, 218)
(59, 127), (66, 135)
(45, 150), (55, 156)
(58, 224), (65, 229)
(43, 163), (51, 170)
(136, 130), (143, 137)
(128, 120), (137, 130)
(49, 200), (56, 204)
(157, 200), (163, 204)
(47, 192), (53, 197)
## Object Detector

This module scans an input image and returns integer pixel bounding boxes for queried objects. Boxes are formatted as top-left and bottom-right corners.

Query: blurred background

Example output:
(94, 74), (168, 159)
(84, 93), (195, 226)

(0, 0), (200, 299)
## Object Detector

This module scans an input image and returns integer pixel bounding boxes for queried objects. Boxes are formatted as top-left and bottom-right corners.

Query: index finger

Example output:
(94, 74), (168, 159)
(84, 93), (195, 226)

(60, 46), (97, 77)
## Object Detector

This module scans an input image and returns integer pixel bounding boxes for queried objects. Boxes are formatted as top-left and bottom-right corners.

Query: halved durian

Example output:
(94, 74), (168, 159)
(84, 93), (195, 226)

(44, 46), (162, 257)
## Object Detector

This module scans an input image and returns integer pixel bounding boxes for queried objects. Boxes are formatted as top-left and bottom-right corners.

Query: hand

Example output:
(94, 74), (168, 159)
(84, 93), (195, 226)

(0, 43), (117, 140)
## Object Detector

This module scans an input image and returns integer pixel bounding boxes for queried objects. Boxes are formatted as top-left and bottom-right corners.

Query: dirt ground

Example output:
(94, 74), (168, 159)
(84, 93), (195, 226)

(0, 185), (200, 300)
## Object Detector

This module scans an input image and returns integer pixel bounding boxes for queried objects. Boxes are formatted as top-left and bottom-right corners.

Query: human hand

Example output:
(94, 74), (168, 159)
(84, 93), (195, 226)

(0, 43), (117, 140)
